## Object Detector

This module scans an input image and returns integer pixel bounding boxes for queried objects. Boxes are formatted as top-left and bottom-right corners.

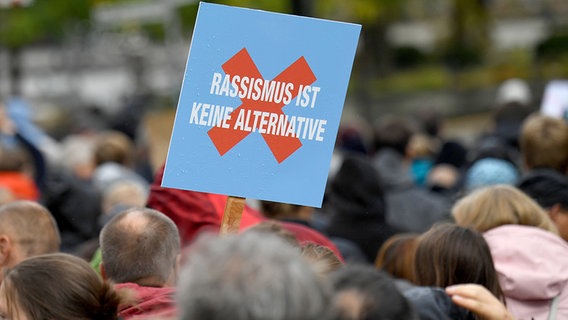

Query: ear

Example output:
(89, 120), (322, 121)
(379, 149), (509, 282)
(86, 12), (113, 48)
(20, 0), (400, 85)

(166, 254), (182, 287)
(99, 263), (107, 280)
(175, 254), (181, 277)
(549, 204), (562, 223)
(0, 235), (12, 267)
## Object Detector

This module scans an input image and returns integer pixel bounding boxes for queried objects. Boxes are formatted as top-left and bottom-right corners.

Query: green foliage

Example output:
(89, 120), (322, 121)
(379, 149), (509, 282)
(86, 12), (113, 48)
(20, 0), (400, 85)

(178, 3), (199, 35)
(374, 65), (450, 93)
(536, 33), (568, 61)
(140, 22), (166, 42)
(0, 0), (90, 48)
(440, 0), (491, 70)
(316, 0), (403, 23)
(393, 46), (427, 69)
(211, 0), (289, 13)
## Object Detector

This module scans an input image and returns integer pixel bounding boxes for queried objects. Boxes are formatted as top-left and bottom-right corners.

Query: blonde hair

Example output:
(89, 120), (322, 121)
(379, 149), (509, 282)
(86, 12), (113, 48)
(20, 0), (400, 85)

(452, 185), (557, 234)
(520, 114), (568, 173)
(301, 242), (343, 277)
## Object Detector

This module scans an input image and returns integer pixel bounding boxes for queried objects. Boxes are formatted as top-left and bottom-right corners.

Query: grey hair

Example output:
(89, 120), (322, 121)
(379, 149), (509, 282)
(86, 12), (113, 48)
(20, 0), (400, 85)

(177, 232), (334, 320)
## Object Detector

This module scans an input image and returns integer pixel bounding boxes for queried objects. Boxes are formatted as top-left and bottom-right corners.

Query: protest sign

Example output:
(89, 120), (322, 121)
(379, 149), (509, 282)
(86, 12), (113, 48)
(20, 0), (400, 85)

(163, 2), (361, 210)
(541, 80), (568, 120)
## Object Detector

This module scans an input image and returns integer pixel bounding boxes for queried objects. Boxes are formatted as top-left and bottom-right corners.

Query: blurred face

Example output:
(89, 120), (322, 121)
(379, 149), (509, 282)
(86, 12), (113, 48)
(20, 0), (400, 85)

(0, 281), (29, 320)
(551, 209), (568, 243)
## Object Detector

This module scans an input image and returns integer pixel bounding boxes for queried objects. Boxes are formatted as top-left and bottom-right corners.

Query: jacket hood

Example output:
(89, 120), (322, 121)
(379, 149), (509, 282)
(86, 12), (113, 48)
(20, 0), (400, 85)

(328, 154), (386, 221)
(146, 165), (264, 245)
(484, 225), (568, 300)
(373, 149), (414, 191)
(116, 283), (176, 319)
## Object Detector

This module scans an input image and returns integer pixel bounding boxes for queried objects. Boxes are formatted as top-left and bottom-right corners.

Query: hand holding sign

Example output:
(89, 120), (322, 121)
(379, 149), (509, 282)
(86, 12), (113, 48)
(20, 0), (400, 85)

(163, 3), (361, 232)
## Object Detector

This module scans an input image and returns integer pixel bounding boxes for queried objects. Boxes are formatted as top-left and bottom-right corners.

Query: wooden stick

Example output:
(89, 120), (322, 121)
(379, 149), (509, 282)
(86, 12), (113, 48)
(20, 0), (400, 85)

(220, 196), (246, 235)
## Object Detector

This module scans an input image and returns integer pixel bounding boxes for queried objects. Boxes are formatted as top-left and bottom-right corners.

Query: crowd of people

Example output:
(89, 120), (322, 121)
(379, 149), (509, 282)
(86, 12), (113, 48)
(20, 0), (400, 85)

(0, 78), (567, 320)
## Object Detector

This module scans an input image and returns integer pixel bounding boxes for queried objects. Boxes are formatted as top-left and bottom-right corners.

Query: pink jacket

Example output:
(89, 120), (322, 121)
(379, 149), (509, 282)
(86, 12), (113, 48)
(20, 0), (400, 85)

(484, 225), (568, 320)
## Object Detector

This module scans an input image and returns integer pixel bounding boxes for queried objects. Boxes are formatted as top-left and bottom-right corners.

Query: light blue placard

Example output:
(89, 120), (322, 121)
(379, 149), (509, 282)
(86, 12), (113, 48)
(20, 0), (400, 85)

(162, 2), (361, 207)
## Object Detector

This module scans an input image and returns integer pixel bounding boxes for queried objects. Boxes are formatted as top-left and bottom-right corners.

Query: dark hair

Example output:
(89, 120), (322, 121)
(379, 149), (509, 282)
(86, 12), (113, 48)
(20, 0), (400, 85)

(373, 115), (415, 156)
(414, 223), (503, 300)
(329, 155), (385, 216)
(2, 253), (121, 320)
(100, 207), (180, 285)
(517, 169), (568, 210)
(413, 106), (442, 138)
(330, 264), (418, 320)
(259, 200), (303, 220)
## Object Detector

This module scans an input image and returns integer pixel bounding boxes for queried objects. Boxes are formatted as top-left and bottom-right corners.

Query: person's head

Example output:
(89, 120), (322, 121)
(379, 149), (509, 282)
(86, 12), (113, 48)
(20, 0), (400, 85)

(94, 130), (134, 167)
(463, 158), (520, 192)
(60, 134), (97, 180)
(0, 144), (27, 173)
(413, 106), (442, 138)
(329, 154), (386, 220)
(0, 253), (121, 320)
(244, 220), (300, 248)
(301, 242), (343, 277)
(496, 78), (531, 107)
(468, 136), (519, 169)
(373, 115), (415, 156)
(0, 201), (60, 273)
(0, 145), (39, 201)
(330, 264), (418, 320)
(102, 181), (149, 216)
(100, 207), (181, 286)
(177, 232), (333, 320)
(259, 201), (313, 221)
(517, 169), (568, 241)
(492, 101), (531, 149)
(452, 185), (557, 234)
(335, 114), (374, 156)
(375, 233), (419, 284)
(520, 114), (568, 173)
(414, 223), (503, 300)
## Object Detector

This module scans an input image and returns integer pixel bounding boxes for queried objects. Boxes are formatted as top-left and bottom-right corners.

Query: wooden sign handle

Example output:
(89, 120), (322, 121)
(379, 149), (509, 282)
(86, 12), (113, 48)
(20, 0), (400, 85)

(220, 196), (246, 234)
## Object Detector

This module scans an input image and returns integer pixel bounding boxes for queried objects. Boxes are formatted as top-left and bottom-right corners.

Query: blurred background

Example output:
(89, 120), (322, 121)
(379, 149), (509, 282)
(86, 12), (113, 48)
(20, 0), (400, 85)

(1, 0), (568, 169)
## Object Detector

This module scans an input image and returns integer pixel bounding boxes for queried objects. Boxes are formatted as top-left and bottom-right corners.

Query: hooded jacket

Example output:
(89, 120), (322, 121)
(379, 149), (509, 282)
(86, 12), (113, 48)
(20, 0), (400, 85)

(146, 165), (264, 245)
(403, 286), (474, 320)
(373, 149), (451, 233)
(325, 155), (400, 262)
(484, 225), (568, 320)
(147, 165), (342, 259)
(116, 283), (176, 319)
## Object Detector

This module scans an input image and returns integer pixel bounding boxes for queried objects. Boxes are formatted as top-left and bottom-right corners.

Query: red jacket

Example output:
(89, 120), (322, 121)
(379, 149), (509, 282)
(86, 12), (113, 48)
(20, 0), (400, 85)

(116, 283), (176, 319)
(147, 165), (342, 260)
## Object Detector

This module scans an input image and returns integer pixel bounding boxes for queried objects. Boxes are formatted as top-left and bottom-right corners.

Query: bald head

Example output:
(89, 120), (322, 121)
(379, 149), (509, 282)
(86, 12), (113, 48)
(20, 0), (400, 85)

(100, 207), (180, 286)
(0, 201), (60, 270)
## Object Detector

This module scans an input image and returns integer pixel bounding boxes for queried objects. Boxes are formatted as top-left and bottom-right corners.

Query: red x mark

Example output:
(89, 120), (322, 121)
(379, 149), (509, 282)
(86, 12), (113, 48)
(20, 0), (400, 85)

(207, 48), (317, 163)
